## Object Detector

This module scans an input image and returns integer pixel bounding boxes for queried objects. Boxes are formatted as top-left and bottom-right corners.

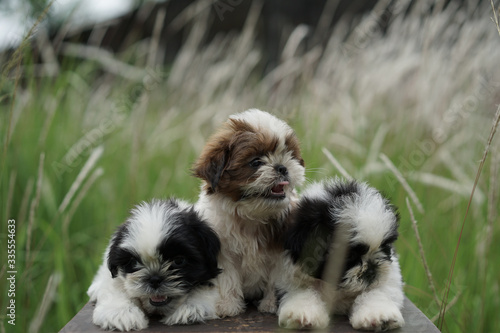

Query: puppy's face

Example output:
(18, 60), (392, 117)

(339, 232), (398, 293)
(193, 109), (305, 220)
(338, 188), (400, 293)
(107, 199), (221, 313)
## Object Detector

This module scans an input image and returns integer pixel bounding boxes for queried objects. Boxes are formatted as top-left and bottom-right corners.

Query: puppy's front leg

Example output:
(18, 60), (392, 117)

(350, 291), (404, 331)
(278, 288), (330, 329)
(215, 261), (246, 317)
(161, 287), (219, 325)
(349, 264), (405, 331)
(257, 288), (278, 314)
(258, 268), (279, 314)
(89, 265), (148, 331)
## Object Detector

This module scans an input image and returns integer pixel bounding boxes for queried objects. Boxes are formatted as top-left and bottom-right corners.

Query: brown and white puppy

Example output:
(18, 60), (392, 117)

(192, 109), (305, 316)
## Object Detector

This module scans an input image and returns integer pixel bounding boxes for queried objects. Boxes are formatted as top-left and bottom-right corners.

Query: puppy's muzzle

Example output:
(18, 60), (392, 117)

(147, 275), (172, 307)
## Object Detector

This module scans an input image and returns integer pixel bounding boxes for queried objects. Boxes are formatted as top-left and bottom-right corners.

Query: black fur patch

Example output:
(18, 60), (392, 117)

(285, 180), (360, 278)
(158, 207), (222, 288)
(343, 243), (369, 272)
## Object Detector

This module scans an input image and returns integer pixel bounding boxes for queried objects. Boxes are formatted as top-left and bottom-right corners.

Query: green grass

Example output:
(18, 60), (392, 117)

(1, 1), (500, 332)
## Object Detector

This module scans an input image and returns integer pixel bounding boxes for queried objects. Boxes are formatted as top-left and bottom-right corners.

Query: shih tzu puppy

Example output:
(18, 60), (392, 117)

(278, 178), (405, 331)
(87, 199), (221, 331)
(192, 109), (305, 317)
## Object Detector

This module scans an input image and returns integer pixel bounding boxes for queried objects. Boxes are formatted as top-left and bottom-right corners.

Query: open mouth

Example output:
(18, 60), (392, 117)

(149, 295), (171, 307)
(269, 181), (289, 199)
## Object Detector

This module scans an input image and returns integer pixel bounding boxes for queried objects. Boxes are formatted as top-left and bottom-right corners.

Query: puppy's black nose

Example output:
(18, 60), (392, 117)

(148, 275), (163, 289)
(275, 164), (288, 176)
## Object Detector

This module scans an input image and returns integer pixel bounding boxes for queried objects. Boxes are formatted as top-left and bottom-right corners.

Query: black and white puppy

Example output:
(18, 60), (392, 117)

(278, 178), (405, 331)
(87, 199), (221, 331)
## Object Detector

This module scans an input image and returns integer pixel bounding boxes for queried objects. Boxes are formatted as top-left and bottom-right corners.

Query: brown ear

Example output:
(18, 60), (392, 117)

(193, 118), (254, 193)
(192, 141), (230, 193)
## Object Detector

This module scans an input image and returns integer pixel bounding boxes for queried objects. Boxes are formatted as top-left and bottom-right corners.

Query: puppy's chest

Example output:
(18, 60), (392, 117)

(231, 238), (279, 293)
(224, 229), (280, 272)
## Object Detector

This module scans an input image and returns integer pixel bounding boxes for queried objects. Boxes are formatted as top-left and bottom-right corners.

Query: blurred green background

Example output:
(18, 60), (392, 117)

(1, 0), (499, 332)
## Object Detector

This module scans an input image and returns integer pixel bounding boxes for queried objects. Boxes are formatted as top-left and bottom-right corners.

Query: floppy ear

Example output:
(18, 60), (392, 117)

(193, 118), (256, 192)
(107, 222), (129, 278)
(192, 140), (230, 193)
(196, 224), (222, 278)
(107, 248), (119, 278)
(184, 208), (222, 278)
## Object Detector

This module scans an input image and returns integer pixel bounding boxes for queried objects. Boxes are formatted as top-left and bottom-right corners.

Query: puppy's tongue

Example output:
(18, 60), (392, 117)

(151, 295), (167, 302)
(149, 295), (169, 306)
(271, 181), (289, 194)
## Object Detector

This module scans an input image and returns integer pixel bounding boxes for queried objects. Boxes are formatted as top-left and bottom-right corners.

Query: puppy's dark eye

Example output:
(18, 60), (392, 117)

(344, 243), (369, 268)
(381, 243), (393, 257)
(124, 257), (139, 273)
(249, 158), (264, 168)
(172, 256), (187, 268)
(350, 244), (369, 257)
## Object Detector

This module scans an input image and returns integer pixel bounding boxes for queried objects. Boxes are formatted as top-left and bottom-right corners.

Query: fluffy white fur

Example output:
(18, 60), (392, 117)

(277, 178), (405, 331)
(88, 199), (220, 331)
(194, 109), (305, 317)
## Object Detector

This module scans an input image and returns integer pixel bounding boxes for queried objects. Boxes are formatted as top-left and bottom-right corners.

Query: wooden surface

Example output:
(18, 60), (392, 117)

(60, 297), (439, 332)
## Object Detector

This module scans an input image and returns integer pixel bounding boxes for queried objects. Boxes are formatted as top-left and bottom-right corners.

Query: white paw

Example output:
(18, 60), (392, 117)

(278, 293), (329, 329)
(93, 302), (148, 331)
(350, 304), (404, 331)
(161, 304), (218, 325)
